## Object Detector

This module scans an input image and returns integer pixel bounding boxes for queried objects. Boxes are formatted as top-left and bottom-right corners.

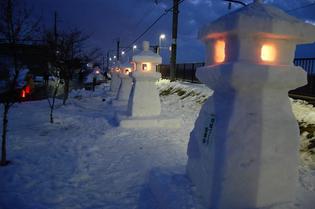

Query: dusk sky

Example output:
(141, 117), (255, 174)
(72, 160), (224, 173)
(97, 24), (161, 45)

(26, 0), (315, 63)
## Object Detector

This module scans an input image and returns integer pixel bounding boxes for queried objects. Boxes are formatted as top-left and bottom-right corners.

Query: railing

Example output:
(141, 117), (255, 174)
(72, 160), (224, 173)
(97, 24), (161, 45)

(158, 58), (315, 83)
(294, 58), (315, 74)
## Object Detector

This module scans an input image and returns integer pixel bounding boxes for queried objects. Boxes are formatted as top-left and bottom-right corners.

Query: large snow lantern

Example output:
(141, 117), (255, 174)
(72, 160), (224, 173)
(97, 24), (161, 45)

(186, 1), (315, 209)
(112, 62), (134, 106)
(116, 41), (181, 128)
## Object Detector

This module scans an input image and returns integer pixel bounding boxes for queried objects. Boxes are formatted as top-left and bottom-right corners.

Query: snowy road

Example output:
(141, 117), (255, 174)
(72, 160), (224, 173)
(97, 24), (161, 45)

(0, 82), (314, 209)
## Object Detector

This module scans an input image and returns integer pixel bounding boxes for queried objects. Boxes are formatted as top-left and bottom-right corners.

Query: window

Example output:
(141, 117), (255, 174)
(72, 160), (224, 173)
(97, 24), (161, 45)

(261, 44), (276, 62)
(214, 40), (226, 63)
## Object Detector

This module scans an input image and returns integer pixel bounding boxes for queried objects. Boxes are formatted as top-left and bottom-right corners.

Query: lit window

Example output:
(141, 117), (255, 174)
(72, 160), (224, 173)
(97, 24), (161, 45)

(142, 63), (151, 72)
(124, 68), (131, 75)
(261, 44), (276, 62)
(214, 40), (226, 63)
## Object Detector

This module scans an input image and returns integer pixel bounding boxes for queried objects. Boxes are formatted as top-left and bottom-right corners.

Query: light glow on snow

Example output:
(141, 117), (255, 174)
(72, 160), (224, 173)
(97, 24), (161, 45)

(261, 44), (276, 62)
(214, 40), (225, 63)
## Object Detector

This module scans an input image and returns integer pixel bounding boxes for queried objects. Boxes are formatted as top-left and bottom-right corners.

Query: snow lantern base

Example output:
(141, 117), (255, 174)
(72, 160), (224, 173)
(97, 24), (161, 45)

(115, 114), (181, 129)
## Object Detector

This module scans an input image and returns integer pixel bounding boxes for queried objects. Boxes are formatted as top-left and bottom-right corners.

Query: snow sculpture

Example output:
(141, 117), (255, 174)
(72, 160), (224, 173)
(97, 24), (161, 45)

(116, 41), (181, 128)
(109, 66), (121, 96)
(112, 62), (134, 106)
(186, 1), (315, 209)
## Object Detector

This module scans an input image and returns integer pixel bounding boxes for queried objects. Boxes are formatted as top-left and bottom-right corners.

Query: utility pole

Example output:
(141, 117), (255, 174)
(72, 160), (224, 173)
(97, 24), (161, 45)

(54, 11), (58, 42)
(106, 51), (110, 72)
(116, 38), (120, 61)
(170, 0), (179, 81)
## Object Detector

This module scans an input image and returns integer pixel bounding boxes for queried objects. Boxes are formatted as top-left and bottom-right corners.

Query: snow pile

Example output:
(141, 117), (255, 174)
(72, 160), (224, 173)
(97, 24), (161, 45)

(69, 83), (109, 99)
(291, 99), (315, 168)
(157, 79), (213, 105)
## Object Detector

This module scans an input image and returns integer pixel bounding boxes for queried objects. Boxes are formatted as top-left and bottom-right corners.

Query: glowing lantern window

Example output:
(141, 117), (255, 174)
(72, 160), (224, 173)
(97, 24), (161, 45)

(124, 68), (131, 75)
(142, 63), (151, 72)
(214, 40), (226, 63)
(261, 44), (276, 62)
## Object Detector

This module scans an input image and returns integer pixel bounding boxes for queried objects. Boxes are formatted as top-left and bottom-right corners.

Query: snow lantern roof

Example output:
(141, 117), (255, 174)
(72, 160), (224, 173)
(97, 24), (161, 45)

(132, 41), (162, 64)
(199, 0), (315, 44)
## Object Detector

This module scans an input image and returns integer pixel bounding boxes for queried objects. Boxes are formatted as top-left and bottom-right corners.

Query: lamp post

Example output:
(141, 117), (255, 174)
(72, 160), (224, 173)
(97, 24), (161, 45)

(158, 33), (166, 55)
(133, 45), (137, 54)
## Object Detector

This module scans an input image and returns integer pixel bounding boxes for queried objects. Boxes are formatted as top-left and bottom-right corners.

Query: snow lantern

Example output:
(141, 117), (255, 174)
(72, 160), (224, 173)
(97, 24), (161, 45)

(116, 41), (181, 128)
(186, 1), (315, 209)
(109, 65), (122, 96)
(112, 62), (134, 106)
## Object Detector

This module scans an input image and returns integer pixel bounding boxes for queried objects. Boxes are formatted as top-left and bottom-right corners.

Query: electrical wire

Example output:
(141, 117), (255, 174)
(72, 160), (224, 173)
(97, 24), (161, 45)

(286, 1), (315, 12)
(123, 0), (185, 53)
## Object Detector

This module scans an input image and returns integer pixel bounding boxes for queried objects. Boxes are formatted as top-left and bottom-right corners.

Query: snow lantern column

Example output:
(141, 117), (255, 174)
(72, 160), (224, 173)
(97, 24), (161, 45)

(112, 62), (134, 106)
(186, 1), (315, 209)
(109, 66), (122, 96)
(116, 41), (181, 128)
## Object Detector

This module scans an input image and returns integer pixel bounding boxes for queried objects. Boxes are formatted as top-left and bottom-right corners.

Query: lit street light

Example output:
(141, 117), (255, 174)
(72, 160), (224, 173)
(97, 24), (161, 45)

(158, 33), (166, 55)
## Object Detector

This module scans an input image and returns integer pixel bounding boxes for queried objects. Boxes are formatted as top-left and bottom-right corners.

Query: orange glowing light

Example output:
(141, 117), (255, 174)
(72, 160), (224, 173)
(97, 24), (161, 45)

(214, 40), (225, 63)
(261, 44), (276, 62)
(21, 90), (26, 98)
(124, 68), (131, 75)
(142, 63), (151, 72)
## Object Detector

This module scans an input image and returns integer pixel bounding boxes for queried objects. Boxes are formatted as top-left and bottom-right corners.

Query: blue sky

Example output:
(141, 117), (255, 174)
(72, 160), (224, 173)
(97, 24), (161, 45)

(27, 0), (315, 63)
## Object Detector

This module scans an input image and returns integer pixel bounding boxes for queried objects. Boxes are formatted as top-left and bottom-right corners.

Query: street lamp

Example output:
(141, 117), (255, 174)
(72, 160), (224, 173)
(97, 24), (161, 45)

(158, 33), (166, 55)
(133, 45), (137, 54)
(121, 51), (125, 55)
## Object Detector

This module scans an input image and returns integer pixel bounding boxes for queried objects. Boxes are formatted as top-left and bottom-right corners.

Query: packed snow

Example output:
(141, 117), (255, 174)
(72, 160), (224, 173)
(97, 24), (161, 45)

(0, 80), (314, 209)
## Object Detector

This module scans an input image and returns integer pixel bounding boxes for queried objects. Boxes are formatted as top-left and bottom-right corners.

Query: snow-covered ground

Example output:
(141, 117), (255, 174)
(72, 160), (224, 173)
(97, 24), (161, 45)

(0, 80), (314, 209)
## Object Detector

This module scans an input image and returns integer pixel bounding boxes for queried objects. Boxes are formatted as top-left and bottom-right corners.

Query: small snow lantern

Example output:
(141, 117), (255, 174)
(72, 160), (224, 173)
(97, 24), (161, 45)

(115, 41), (181, 128)
(113, 62), (134, 106)
(109, 65), (122, 96)
(186, 1), (315, 209)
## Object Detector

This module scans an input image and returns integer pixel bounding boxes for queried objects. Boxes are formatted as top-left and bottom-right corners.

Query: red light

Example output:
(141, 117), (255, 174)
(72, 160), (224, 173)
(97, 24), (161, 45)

(25, 85), (31, 94)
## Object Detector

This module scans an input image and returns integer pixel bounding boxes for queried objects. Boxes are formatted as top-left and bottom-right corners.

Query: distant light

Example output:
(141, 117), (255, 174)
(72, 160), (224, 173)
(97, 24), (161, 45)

(169, 46), (172, 51)
(109, 57), (112, 61)
(133, 45), (137, 49)
(95, 70), (100, 74)
(113, 55), (117, 59)
(160, 34), (166, 39)
(121, 51), (125, 55)
(261, 44), (276, 62)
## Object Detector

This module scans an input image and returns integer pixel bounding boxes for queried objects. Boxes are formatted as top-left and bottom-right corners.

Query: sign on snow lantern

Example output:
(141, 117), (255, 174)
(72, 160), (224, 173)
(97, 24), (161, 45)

(186, 1), (315, 209)
(112, 62), (134, 106)
(115, 41), (181, 128)
(109, 64), (122, 96)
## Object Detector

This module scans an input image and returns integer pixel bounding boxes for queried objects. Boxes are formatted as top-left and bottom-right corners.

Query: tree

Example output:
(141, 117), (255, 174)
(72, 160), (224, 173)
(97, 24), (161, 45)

(0, 0), (40, 166)
(44, 28), (91, 106)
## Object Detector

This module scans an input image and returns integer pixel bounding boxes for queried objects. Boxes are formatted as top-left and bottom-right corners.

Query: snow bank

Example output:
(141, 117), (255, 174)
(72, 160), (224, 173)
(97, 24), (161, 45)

(69, 83), (109, 99)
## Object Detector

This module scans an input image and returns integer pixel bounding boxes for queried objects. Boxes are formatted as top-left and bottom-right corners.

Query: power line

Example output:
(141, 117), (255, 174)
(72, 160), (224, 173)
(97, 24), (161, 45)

(123, 0), (185, 53)
(286, 2), (315, 13)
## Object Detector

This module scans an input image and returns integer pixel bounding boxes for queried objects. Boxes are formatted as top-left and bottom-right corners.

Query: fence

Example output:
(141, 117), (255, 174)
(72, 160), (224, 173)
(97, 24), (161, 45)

(158, 58), (315, 84)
